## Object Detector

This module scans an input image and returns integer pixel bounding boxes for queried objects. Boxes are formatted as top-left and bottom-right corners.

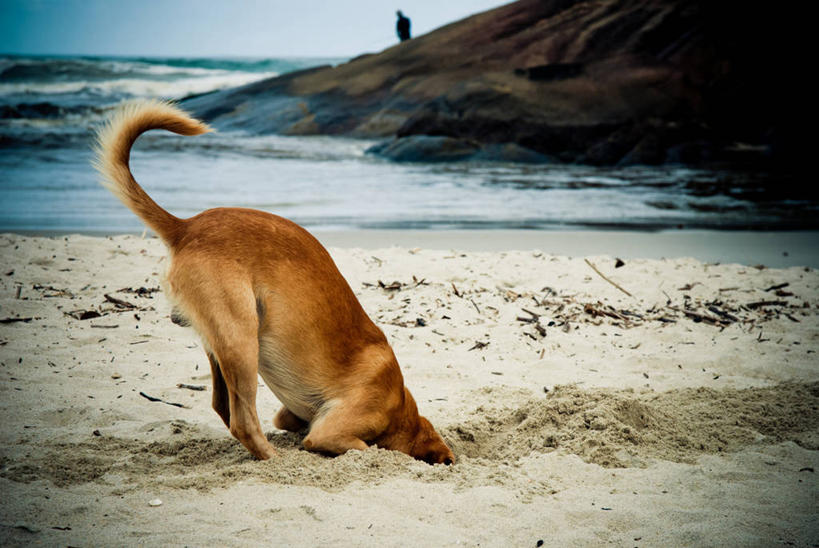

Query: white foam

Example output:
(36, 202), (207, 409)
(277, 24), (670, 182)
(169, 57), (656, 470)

(0, 71), (277, 99)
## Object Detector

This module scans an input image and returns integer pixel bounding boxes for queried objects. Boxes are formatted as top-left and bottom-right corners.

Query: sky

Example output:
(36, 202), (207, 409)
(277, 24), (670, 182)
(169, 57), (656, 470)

(0, 0), (510, 58)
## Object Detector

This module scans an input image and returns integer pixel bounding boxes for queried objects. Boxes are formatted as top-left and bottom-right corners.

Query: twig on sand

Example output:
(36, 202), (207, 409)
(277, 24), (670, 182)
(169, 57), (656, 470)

(66, 310), (102, 320)
(707, 305), (739, 323)
(139, 391), (188, 408)
(0, 317), (32, 323)
(746, 300), (788, 309)
(377, 280), (402, 291)
(764, 282), (789, 292)
(411, 275), (427, 287)
(584, 259), (632, 297)
(177, 383), (206, 391)
(104, 293), (137, 309)
(667, 305), (724, 326)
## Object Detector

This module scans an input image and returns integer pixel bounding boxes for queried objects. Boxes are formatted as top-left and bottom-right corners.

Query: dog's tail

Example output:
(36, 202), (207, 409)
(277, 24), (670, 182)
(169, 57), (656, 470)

(93, 99), (211, 245)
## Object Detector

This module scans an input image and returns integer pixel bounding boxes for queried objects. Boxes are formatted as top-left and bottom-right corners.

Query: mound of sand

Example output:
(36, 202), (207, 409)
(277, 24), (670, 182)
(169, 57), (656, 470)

(449, 383), (819, 467)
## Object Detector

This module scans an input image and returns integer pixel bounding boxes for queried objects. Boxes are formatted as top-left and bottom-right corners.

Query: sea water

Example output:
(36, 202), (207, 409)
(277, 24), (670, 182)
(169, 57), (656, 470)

(0, 55), (814, 233)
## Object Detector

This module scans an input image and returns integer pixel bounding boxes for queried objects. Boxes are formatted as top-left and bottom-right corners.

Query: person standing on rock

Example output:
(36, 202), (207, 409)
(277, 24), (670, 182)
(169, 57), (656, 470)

(396, 10), (411, 42)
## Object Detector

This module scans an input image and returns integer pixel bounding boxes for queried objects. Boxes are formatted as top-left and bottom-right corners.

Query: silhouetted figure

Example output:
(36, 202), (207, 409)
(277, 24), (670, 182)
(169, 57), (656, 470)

(396, 10), (411, 42)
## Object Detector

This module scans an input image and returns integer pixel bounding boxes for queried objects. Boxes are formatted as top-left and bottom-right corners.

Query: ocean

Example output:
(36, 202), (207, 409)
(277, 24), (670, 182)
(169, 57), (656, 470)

(0, 55), (814, 233)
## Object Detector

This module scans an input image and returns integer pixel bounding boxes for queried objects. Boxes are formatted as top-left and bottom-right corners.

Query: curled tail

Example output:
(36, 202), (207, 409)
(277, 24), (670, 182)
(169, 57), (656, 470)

(93, 100), (211, 245)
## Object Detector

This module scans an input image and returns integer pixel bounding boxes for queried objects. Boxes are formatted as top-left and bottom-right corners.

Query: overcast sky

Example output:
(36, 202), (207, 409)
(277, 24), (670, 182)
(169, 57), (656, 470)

(1, 0), (510, 58)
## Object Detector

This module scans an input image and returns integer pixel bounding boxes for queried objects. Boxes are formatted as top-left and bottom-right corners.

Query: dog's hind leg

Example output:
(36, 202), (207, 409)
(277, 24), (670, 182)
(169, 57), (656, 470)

(208, 325), (277, 459)
(302, 397), (387, 455)
(177, 274), (277, 460)
(208, 352), (230, 428)
(273, 406), (308, 432)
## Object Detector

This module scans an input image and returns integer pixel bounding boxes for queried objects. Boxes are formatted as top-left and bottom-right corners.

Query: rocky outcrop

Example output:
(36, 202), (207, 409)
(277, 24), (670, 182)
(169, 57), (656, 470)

(367, 137), (553, 163)
(184, 0), (794, 168)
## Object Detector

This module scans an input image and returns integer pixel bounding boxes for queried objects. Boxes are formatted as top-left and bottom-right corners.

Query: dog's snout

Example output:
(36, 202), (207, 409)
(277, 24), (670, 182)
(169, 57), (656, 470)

(443, 457), (453, 466)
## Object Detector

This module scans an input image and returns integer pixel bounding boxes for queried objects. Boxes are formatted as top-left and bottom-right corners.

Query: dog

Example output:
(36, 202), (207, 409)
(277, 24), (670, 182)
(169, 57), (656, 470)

(94, 100), (454, 465)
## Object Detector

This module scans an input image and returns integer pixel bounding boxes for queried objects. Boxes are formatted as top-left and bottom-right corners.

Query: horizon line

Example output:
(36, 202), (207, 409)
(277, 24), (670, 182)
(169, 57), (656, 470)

(0, 52), (359, 59)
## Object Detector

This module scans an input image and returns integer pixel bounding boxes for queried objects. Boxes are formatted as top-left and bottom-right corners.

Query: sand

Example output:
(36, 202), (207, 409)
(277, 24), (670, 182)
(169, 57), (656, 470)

(0, 232), (817, 546)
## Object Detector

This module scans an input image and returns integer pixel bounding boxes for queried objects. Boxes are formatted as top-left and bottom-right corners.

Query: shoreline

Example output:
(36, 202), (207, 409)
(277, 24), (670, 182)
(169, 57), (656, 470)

(4, 229), (817, 268)
(315, 229), (819, 269)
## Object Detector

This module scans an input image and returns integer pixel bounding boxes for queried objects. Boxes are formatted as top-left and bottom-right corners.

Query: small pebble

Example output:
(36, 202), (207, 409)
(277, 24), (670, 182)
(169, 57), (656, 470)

(148, 499), (163, 507)
(111, 373), (121, 379)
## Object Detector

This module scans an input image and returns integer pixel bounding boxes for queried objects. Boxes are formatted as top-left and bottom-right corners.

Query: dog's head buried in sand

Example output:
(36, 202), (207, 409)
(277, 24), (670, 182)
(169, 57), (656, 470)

(93, 100), (454, 465)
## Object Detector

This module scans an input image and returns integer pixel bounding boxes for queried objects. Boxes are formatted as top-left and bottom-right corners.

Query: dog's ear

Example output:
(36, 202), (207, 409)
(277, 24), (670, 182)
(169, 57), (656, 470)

(412, 416), (455, 465)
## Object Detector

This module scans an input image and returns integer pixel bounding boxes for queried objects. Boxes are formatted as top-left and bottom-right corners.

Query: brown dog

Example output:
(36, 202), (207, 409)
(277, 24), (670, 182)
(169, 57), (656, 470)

(94, 100), (454, 465)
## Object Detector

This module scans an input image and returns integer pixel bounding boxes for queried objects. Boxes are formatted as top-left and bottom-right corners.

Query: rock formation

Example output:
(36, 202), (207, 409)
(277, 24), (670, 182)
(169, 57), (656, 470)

(185, 0), (794, 167)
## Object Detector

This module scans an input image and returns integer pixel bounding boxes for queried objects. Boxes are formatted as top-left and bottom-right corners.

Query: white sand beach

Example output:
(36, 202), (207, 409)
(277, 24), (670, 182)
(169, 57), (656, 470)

(1, 232), (817, 546)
